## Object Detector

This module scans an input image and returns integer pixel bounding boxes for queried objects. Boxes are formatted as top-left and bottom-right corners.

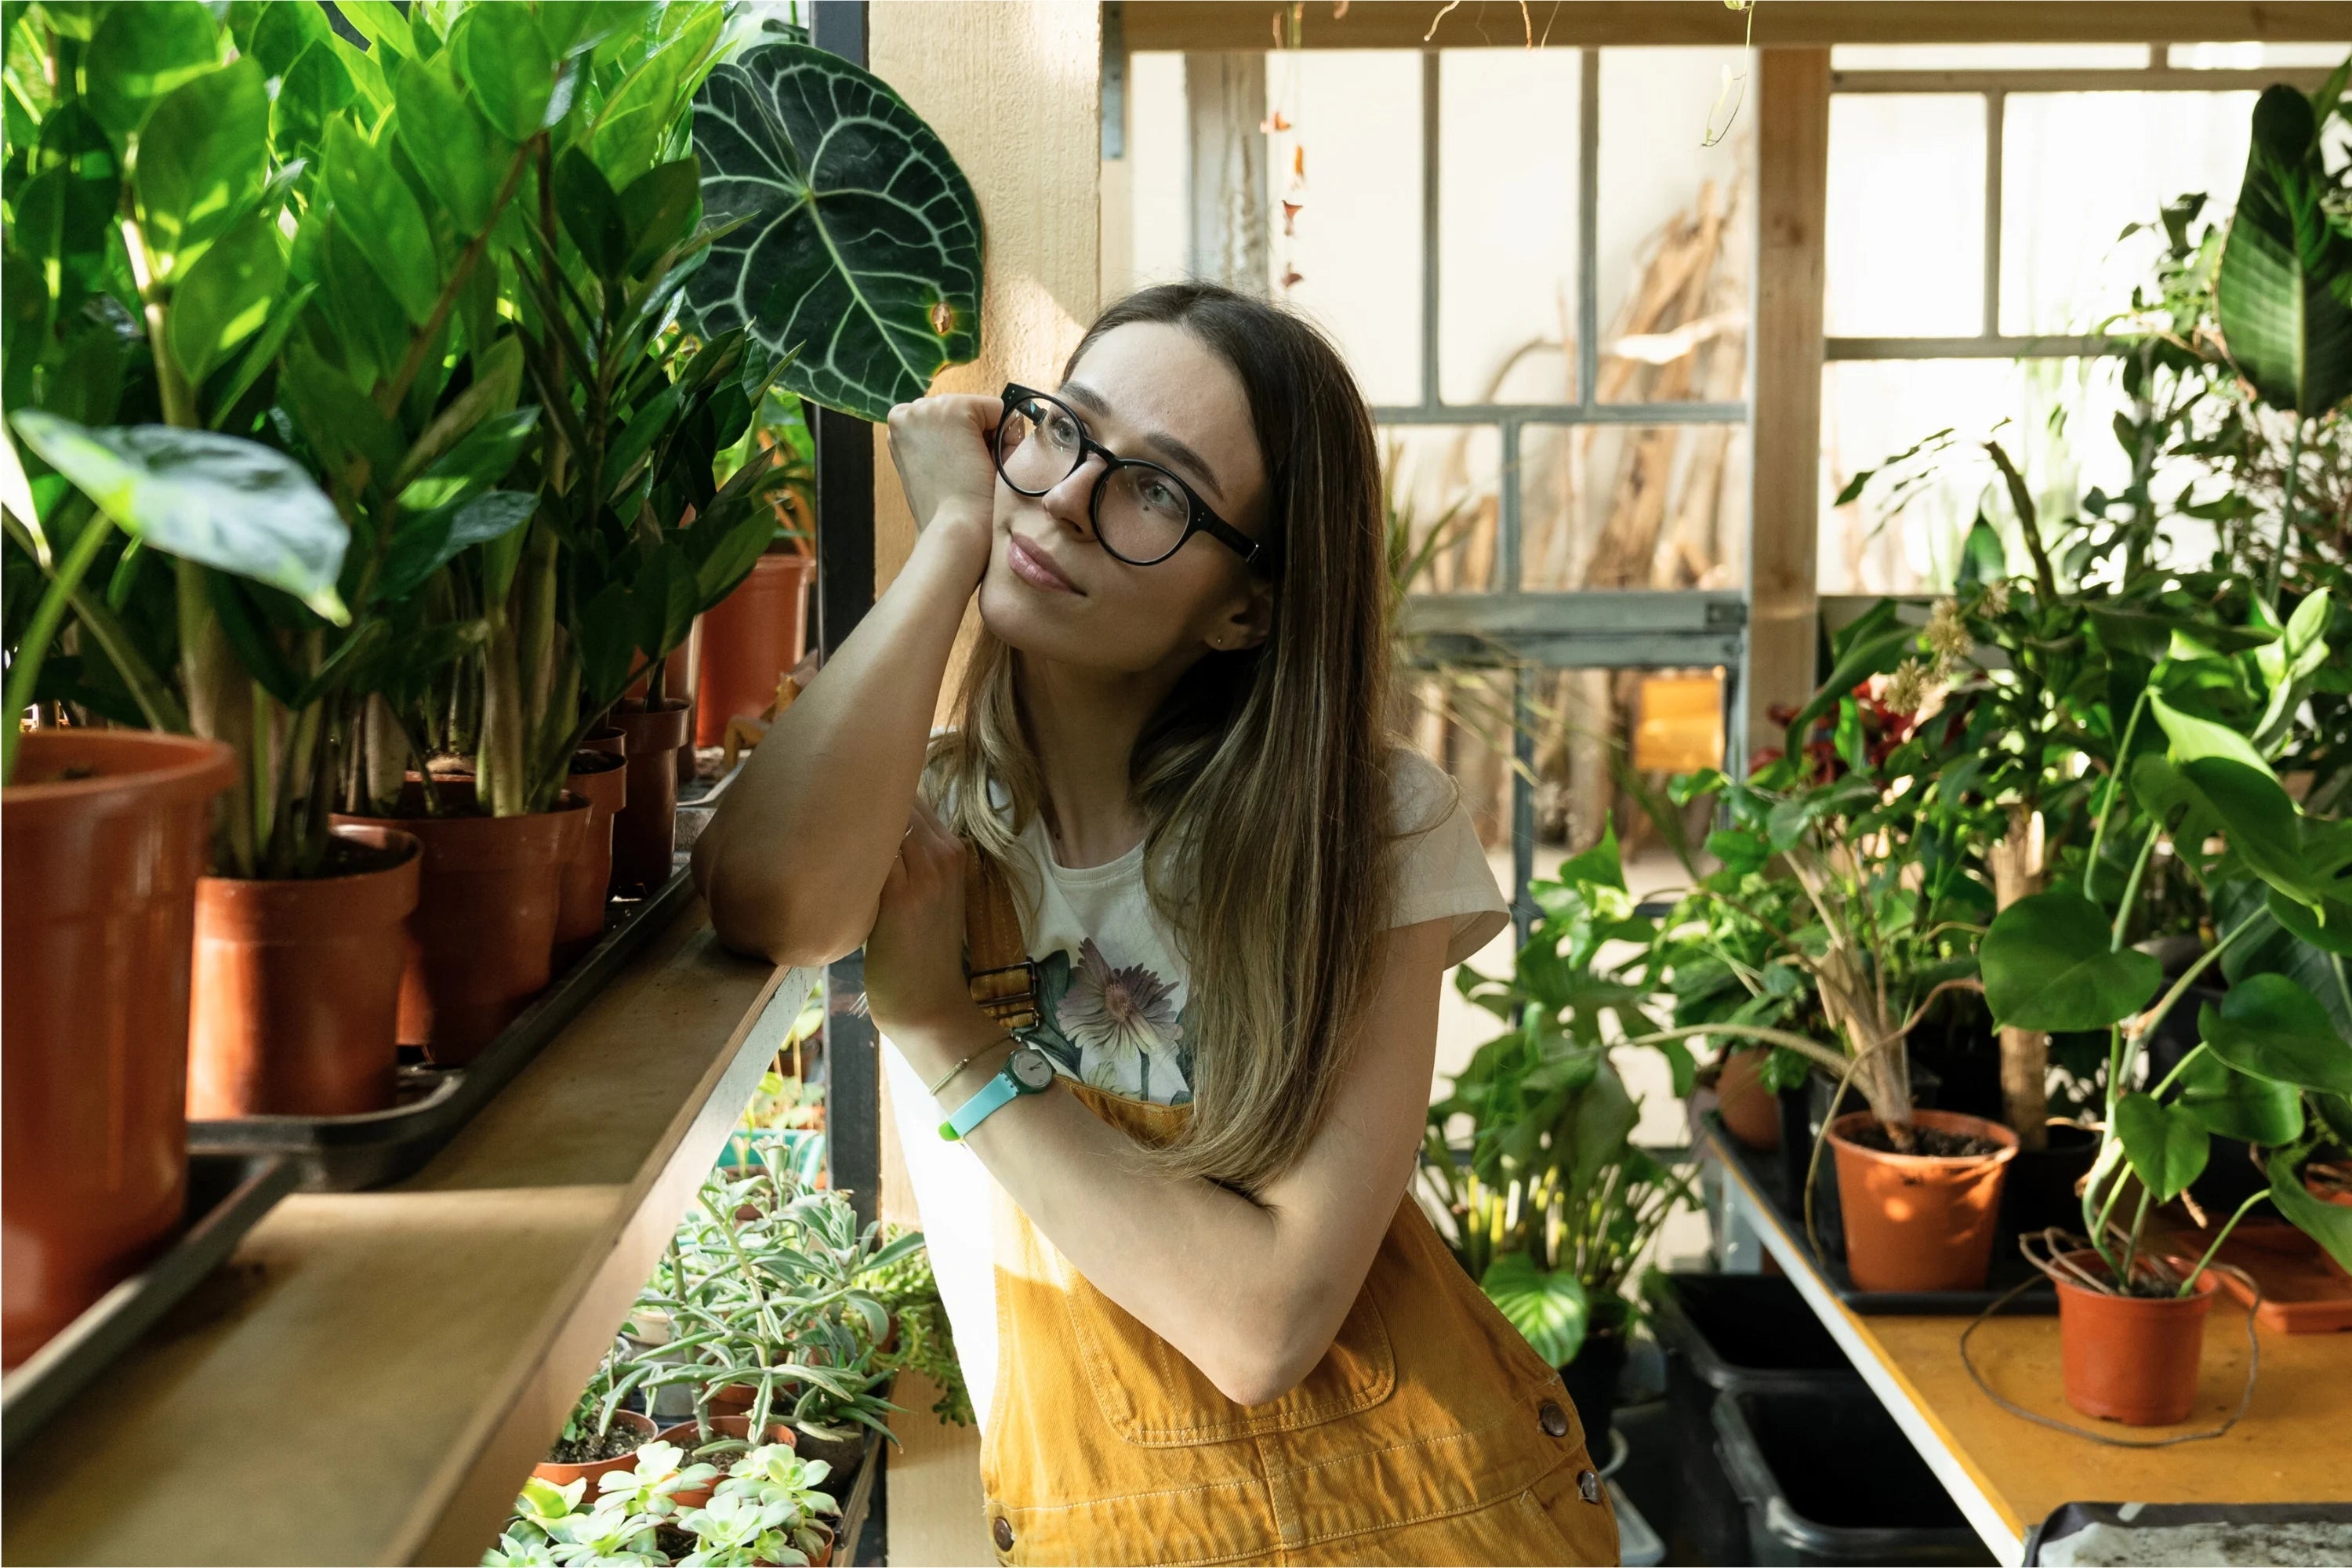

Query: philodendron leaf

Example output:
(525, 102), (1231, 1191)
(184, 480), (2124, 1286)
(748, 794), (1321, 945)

(1479, 1252), (1589, 1370)
(2267, 1154), (2352, 1273)
(1980, 891), (2163, 1032)
(2179, 757), (2326, 905)
(2151, 691), (2272, 775)
(9, 411), (349, 621)
(2114, 1092), (2208, 1203)
(2199, 973), (2352, 1095)
(688, 42), (982, 421)
(2216, 85), (2352, 418)
(2176, 1049), (2306, 1145)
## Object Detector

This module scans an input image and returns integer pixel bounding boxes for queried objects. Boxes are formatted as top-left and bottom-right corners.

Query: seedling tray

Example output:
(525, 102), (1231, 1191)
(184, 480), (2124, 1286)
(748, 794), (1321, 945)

(2, 1152), (296, 1456)
(2172, 1218), (2352, 1333)
(2023, 1502), (2352, 1565)
(188, 866), (696, 1191)
(1708, 1112), (2056, 1316)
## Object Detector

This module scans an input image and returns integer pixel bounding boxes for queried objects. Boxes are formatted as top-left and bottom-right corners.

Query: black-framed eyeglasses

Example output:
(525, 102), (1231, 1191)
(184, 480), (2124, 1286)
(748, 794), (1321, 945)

(993, 384), (1272, 573)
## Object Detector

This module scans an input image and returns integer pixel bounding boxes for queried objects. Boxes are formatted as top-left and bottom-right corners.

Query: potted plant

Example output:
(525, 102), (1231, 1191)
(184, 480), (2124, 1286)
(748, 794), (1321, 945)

(694, 396), (817, 750)
(535, 1345), (662, 1495)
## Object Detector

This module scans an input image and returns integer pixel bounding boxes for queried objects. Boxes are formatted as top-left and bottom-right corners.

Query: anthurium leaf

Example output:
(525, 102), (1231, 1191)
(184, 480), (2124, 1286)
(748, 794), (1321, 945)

(167, 212), (285, 386)
(1981, 891), (2163, 1031)
(85, 2), (221, 136)
(1479, 1252), (1589, 1370)
(325, 118), (441, 326)
(2114, 1092), (2209, 1203)
(688, 42), (982, 421)
(2176, 1050), (2306, 1146)
(2216, 85), (2352, 418)
(9, 411), (349, 622)
(2267, 1154), (2352, 1273)
(134, 57), (267, 279)
(2199, 974), (2352, 1094)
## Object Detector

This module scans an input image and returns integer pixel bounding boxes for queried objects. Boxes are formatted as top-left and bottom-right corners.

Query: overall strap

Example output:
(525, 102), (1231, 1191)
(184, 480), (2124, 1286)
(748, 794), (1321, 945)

(964, 844), (1040, 1030)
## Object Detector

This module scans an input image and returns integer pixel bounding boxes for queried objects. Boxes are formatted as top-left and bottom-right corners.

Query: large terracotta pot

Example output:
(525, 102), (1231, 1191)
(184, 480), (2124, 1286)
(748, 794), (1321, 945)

(612, 699), (691, 897)
(533, 1409), (657, 1496)
(187, 825), (422, 1118)
(553, 751), (629, 971)
(1715, 1048), (1781, 1152)
(1825, 1109), (2017, 1293)
(695, 554), (811, 748)
(2, 730), (235, 1367)
(332, 781), (589, 1065)
(2055, 1253), (2220, 1425)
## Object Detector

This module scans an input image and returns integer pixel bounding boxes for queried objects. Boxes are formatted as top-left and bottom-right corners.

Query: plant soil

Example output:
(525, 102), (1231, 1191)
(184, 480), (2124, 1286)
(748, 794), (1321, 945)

(1849, 1121), (2003, 1158)
(547, 1424), (647, 1465)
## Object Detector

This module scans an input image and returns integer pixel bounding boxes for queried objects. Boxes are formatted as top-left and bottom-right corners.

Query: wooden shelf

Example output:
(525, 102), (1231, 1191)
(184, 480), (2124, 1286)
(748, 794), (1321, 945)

(1711, 1127), (2352, 1565)
(1, 898), (814, 1567)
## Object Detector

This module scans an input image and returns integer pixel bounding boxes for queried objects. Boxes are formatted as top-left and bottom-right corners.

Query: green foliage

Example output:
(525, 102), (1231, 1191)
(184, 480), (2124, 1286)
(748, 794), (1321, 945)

(2215, 84), (2352, 419)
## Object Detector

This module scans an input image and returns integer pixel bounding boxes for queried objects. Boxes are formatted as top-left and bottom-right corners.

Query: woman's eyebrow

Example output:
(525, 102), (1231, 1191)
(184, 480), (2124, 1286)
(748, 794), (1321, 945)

(1059, 379), (1227, 503)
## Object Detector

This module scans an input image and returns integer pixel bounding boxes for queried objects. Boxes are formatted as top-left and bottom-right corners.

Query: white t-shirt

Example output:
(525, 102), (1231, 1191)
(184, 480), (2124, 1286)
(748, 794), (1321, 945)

(880, 746), (1510, 1432)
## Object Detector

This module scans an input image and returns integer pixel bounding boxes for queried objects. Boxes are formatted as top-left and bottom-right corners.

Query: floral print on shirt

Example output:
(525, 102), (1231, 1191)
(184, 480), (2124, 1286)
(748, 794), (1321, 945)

(1018, 938), (1195, 1104)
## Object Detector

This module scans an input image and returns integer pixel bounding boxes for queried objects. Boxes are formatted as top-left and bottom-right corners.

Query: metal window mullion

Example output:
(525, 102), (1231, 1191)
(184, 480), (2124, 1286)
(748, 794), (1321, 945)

(1421, 49), (1441, 411)
(1499, 417), (1523, 591)
(1576, 47), (1600, 409)
(1983, 89), (2005, 341)
(1374, 401), (1748, 424)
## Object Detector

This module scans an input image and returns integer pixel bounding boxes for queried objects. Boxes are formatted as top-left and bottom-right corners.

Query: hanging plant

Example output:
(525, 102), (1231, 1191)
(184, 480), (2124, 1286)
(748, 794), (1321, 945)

(688, 42), (983, 422)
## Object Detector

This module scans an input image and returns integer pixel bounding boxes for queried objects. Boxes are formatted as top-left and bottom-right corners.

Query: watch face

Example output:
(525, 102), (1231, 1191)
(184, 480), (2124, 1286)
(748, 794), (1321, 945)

(1007, 1047), (1056, 1091)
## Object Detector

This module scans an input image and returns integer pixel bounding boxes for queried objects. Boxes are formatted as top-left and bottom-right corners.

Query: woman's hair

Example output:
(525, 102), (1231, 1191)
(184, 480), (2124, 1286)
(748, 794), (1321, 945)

(925, 281), (1397, 1192)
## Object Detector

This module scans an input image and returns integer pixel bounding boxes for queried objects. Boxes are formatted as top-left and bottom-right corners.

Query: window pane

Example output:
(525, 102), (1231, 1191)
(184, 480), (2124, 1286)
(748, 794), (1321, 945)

(1818, 358), (2134, 594)
(1439, 49), (1581, 405)
(1999, 93), (2255, 334)
(1122, 53), (1189, 291)
(1824, 95), (1985, 336)
(1831, 44), (2151, 70)
(1268, 51), (1423, 405)
(1596, 48), (1755, 405)
(1382, 425), (1502, 593)
(1519, 423), (1748, 590)
(2168, 42), (2350, 69)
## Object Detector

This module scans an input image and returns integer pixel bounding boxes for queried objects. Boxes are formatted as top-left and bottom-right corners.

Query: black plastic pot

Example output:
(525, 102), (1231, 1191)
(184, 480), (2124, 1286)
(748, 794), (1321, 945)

(1778, 1062), (1944, 1261)
(1559, 1327), (1629, 1455)
(1998, 1123), (2101, 1243)
(1713, 1385), (1995, 1565)
(1903, 1000), (2003, 1124)
(1646, 1272), (1860, 1566)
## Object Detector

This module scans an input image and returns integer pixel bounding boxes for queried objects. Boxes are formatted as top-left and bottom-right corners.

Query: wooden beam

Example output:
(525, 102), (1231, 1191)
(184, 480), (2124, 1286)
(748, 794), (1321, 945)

(1123, 1), (2352, 51)
(1745, 48), (1830, 756)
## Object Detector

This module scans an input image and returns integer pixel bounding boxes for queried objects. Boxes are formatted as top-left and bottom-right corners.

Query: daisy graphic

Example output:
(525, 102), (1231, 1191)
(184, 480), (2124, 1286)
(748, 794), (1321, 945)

(1056, 938), (1183, 1096)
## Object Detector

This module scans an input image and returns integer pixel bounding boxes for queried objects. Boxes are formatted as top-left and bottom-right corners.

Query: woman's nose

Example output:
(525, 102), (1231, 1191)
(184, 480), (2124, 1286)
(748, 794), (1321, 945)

(1040, 455), (1103, 541)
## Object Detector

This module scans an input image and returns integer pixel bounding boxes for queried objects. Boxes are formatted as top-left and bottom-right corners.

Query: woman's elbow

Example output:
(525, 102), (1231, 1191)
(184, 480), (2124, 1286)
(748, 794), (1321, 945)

(695, 841), (862, 968)
(1201, 1321), (1338, 1409)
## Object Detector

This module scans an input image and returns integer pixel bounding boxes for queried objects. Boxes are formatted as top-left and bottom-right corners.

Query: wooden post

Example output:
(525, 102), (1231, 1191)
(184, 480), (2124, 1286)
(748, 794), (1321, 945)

(1744, 49), (1830, 756)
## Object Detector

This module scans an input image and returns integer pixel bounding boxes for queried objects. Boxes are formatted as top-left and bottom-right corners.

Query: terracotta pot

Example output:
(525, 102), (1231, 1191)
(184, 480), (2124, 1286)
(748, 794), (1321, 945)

(332, 782), (589, 1064)
(187, 826), (423, 1118)
(2, 731), (235, 1367)
(583, 725), (627, 760)
(1716, 1049), (1781, 1152)
(553, 751), (630, 970)
(2055, 1253), (2220, 1425)
(1825, 1109), (2018, 1293)
(655, 1414), (795, 1508)
(695, 554), (812, 748)
(534, 1409), (658, 1495)
(612, 699), (691, 896)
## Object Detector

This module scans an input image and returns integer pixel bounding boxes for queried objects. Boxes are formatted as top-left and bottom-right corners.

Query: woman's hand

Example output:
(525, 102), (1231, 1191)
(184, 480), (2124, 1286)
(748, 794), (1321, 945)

(887, 394), (1000, 560)
(864, 797), (996, 1073)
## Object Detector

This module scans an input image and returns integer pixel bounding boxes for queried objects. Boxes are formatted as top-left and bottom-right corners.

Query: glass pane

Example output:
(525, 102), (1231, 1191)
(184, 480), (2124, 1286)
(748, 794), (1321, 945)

(1831, 44), (2152, 70)
(1825, 95), (1985, 336)
(2000, 93), (2256, 334)
(1122, 53), (1189, 292)
(1520, 423), (1748, 590)
(1817, 358), (2137, 594)
(1381, 425), (1502, 593)
(1266, 51), (1423, 405)
(2168, 42), (2351, 69)
(1597, 47), (1754, 402)
(1438, 49), (1581, 405)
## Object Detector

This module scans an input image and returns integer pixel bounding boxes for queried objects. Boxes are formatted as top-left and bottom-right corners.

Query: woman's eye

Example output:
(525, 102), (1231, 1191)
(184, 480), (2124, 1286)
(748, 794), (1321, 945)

(1044, 412), (1080, 446)
(1142, 479), (1184, 514)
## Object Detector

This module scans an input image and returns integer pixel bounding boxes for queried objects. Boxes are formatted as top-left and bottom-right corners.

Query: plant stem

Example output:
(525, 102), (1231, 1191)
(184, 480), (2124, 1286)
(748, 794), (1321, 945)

(1, 512), (116, 782)
(2267, 415), (2306, 605)
(2149, 1041), (2208, 1099)
(2085, 686), (2148, 903)
(2176, 1189), (2273, 1296)
(373, 139), (539, 418)
(2110, 821), (2161, 951)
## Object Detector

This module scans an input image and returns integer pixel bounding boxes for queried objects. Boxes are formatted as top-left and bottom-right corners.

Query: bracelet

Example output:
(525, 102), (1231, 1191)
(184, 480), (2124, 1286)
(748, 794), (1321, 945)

(927, 1034), (1012, 1098)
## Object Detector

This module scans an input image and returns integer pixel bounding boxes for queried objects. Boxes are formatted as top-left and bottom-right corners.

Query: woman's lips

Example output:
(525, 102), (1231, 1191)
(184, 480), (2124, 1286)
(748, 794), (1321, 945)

(1007, 533), (1081, 594)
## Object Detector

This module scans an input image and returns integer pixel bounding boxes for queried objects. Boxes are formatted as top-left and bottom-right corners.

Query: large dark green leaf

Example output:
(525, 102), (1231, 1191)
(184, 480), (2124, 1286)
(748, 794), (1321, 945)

(325, 118), (441, 326)
(688, 42), (982, 421)
(2215, 86), (2352, 417)
(1479, 1253), (1589, 1370)
(2200, 974), (2352, 1094)
(394, 52), (508, 234)
(2267, 1154), (2352, 1273)
(9, 411), (348, 620)
(85, 2), (221, 136)
(2179, 757), (2328, 905)
(2114, 1092), (2209, 1203)
(2175, 1050), (2304, 1146)
(453, 3), (565, 143)
(1981, 891), (2163, 1031)
(378, 489), (537, 601)
(133, 58), (268, 279)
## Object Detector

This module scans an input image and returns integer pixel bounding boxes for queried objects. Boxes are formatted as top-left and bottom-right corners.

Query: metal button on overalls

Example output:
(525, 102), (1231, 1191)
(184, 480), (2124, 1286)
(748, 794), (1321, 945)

(1538, 1399), (1570, 1438)
(1578, 1468), (1602, 1504)
(993, 1515), (1015, 1552)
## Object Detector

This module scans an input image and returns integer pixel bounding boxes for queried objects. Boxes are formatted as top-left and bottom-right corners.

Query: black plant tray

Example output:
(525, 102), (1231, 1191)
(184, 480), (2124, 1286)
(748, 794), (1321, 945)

(1, 1152), (296, 1456)
(187, 866), (696, 1192)
(1708, 1112), (2056, 1316)
(2024, 1502), (2352, 1564)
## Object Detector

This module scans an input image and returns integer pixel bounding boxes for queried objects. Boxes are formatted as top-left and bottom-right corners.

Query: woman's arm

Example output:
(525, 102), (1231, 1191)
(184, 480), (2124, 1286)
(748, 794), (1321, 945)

(870, 798), (1450, 1407)
(692, 397), (1000, 966)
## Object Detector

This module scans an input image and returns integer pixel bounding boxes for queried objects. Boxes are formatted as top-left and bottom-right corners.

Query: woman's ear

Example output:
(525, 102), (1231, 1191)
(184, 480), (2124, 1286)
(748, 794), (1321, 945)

(1210, 579), (1276, 652)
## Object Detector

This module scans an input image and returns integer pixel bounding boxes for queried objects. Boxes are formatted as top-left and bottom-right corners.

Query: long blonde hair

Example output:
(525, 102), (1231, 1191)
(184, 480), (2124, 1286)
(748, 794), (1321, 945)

(926, 284), (1398, 1193)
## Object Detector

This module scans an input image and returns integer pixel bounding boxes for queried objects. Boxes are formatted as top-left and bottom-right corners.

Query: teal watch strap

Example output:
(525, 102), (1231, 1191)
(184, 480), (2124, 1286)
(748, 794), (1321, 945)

(941, 1072), (1022, 1141)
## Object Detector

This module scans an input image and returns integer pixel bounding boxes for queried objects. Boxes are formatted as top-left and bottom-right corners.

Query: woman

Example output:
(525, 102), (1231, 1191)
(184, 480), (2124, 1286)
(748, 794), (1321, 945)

(695, 284), (1617, 1566)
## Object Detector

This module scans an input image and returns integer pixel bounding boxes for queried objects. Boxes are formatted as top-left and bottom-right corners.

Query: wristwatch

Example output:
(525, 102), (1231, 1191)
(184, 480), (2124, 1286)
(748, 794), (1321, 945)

(940, 1046), (1057, 1141)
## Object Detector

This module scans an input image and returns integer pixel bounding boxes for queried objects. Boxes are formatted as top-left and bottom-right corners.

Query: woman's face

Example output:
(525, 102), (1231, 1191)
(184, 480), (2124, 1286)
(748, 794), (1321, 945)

(977, 321), (1272, 677)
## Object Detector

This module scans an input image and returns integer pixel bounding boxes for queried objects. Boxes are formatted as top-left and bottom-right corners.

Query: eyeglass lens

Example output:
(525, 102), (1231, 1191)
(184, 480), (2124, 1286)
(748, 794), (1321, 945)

(996, 394), (1194, 564)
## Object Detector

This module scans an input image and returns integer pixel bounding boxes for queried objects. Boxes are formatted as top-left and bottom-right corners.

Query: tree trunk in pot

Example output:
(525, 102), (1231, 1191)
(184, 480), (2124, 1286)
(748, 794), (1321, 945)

(1989, 806), (2049, 1150)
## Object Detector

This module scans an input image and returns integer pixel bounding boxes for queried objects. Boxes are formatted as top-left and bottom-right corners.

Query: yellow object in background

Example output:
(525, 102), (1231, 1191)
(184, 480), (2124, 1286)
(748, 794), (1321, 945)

(1634, 672), (1725, 773)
